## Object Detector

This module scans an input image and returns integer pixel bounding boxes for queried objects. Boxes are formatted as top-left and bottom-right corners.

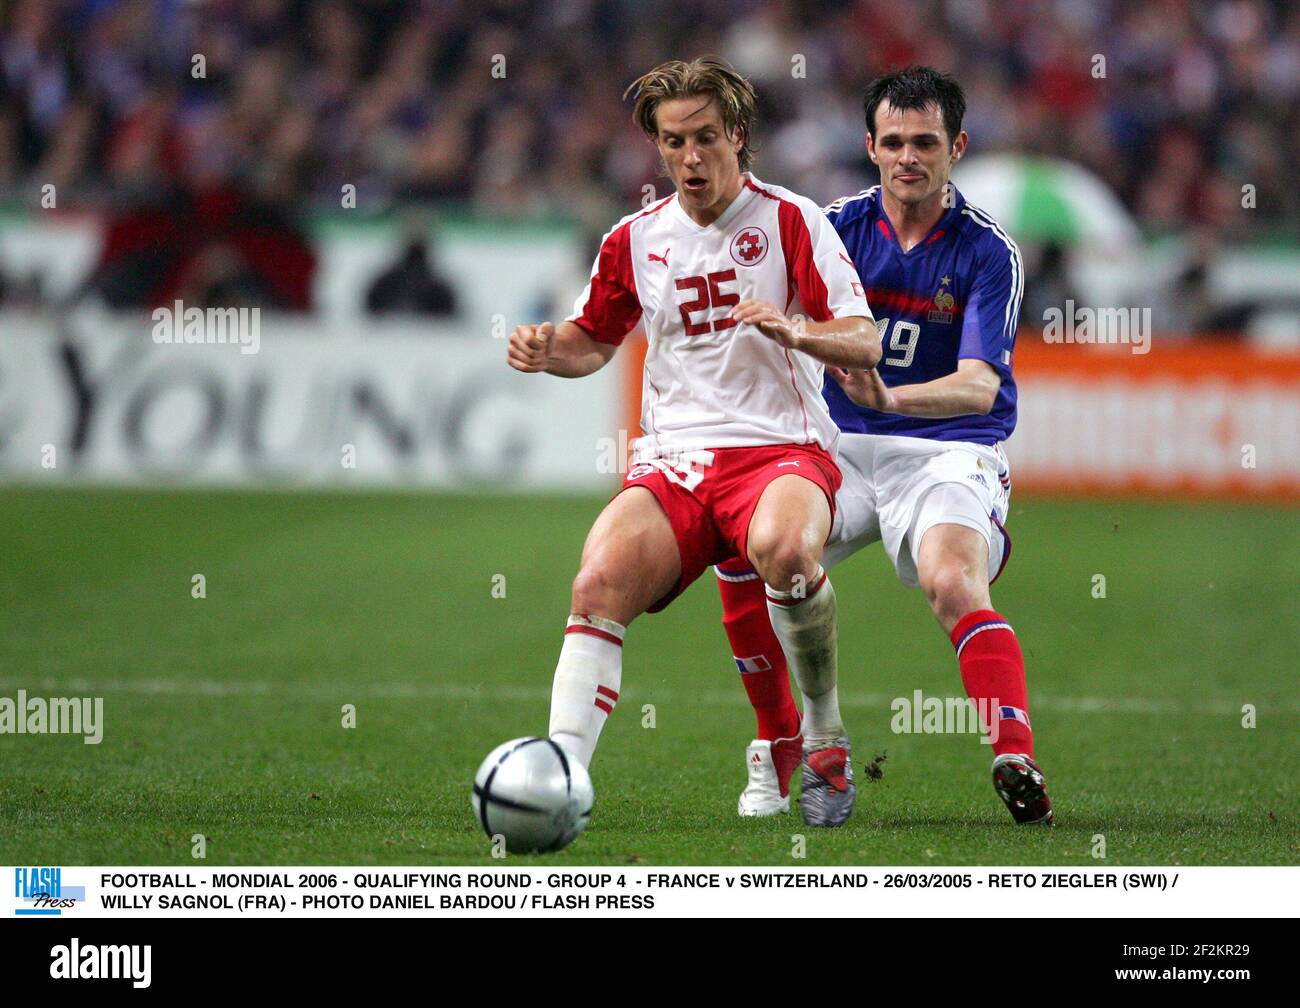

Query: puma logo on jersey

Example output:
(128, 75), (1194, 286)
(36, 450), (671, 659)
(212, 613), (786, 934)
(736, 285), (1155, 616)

(648, 249), (670, 267)
(777, 461), (801, 468)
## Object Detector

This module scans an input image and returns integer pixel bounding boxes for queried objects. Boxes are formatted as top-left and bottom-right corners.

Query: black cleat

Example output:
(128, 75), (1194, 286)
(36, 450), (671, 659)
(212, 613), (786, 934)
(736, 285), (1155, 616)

(992, 753), (1053, 825)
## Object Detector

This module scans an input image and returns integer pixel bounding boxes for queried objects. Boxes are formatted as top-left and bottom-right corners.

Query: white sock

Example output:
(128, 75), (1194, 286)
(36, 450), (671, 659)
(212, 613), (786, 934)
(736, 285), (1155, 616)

(548, 614), (625, 768)
(766, 569), (843, 745)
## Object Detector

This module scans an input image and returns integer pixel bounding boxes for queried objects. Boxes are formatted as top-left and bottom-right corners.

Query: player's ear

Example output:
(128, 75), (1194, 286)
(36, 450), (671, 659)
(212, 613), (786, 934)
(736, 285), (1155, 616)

(950, 129), (969, 162)
(865, 133), (878, 165)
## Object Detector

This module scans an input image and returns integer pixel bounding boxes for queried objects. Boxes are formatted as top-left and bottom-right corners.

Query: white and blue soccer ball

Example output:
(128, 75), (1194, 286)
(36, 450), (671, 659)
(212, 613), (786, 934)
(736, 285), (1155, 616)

(472, 737), (593, 853)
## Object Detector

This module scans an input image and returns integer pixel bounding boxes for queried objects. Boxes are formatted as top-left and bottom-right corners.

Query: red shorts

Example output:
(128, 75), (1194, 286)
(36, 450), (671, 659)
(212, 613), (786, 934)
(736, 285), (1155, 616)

(616, 443), (841, 612)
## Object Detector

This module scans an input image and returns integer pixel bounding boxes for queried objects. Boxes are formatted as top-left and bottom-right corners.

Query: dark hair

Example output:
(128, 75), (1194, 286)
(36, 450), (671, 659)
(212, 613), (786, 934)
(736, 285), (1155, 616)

(625, 55), (758, 172)
(863, 66), (966, 146)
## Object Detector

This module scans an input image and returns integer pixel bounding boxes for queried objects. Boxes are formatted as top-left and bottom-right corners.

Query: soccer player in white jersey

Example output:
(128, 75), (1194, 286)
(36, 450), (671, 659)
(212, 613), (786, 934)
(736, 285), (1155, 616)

(507, 56), (880, 827)
(718, 67), (1052, 826)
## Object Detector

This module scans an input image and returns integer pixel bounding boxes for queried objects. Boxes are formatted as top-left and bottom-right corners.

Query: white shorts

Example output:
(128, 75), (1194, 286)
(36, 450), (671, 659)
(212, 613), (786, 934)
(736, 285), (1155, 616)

(824, 433), (1012, 588)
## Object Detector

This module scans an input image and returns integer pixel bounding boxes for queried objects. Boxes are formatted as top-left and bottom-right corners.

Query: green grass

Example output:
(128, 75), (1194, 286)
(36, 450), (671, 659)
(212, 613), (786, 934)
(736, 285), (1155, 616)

(0, 487), (1296, 865)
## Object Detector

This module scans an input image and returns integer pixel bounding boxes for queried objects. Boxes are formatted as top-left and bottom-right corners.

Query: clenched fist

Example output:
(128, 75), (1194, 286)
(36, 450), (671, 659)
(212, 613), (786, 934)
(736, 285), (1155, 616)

(508, 321), (555, 373)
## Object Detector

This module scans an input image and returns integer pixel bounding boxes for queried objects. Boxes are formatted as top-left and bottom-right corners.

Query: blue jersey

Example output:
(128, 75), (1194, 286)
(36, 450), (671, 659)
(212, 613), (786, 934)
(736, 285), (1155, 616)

(822, 185), (1023, 444)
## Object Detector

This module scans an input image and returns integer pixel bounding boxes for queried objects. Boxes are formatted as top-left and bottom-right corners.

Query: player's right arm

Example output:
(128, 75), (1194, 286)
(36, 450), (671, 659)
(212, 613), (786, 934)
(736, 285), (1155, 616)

(510, 214), (643, 378)
(508, 320), (618, 377)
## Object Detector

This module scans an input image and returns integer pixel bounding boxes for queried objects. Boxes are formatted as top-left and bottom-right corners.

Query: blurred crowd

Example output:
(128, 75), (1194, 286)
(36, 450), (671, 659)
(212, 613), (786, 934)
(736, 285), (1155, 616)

(0, 0), (1297, 314)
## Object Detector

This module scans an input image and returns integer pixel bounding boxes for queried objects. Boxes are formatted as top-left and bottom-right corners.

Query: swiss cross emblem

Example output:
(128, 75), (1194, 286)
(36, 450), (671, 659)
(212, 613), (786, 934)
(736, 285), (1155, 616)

(730, 226), (769, 266)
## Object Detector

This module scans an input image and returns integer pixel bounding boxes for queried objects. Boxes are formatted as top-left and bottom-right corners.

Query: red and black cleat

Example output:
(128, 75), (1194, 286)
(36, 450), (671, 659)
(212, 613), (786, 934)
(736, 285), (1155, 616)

(991, 753), (1054, 825)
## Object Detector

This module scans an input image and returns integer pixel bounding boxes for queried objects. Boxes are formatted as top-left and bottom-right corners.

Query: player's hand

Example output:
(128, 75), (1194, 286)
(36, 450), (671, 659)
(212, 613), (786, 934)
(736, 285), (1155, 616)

(829, 366), (896, 411)
(507, 321), (555, 373)
(731, 299), (802, 349)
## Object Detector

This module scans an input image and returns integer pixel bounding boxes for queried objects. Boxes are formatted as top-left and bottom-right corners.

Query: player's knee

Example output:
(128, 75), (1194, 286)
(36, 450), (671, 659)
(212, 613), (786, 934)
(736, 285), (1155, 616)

(922, 563), (983, 620)
(749, 532), (819, 592)
(570, 563), (620, 616)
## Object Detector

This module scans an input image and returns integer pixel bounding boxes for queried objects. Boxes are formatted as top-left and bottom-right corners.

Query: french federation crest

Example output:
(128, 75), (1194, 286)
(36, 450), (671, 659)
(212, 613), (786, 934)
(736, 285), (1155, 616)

(928, 275), (955, 323)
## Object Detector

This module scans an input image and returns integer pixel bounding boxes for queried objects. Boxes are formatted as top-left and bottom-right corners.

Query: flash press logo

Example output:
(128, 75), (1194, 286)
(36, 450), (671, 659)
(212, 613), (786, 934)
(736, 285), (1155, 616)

(152, 299), (260, 355)
(14, 867), (85, 916)
(50, 939), (151, 988)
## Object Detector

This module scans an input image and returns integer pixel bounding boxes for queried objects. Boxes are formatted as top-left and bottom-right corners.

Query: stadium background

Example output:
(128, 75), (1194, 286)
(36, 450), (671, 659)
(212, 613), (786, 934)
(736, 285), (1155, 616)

(0, 0), (1295, 865)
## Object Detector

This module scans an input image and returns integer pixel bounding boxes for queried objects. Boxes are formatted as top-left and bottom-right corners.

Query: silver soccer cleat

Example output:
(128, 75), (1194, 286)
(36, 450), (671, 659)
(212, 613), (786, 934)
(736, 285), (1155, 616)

(799, 736), (855, 827)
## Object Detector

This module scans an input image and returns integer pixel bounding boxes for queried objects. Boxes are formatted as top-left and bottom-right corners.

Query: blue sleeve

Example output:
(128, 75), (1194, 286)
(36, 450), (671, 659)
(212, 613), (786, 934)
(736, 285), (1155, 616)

(958, 236), (1024, 370)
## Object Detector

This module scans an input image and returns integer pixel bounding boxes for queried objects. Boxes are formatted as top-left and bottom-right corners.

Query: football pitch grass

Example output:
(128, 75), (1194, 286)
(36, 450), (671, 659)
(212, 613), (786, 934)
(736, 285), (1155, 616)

(1, 487), (1296, 866)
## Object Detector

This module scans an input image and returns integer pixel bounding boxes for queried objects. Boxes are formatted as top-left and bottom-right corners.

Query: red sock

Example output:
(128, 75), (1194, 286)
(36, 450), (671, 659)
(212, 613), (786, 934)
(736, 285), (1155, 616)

(950, 609), (1034, 758)
(715, 561), (801, 741)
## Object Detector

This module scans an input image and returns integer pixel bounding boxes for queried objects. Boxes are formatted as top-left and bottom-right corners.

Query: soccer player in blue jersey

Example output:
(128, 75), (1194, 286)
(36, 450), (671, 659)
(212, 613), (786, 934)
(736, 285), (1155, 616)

(717, 67), (1052, 826)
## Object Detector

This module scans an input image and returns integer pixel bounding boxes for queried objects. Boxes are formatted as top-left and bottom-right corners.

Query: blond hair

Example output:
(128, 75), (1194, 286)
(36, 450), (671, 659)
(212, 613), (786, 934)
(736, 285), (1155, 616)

(624, 56), (757, 172)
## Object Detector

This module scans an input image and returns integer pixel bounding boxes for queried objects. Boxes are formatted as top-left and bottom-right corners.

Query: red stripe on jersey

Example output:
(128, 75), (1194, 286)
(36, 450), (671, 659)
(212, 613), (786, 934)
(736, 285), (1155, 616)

(596, 684), (619, 701)
(743, 179), (821, 442)
(565, 624), (624, 647)
(867, 287), (963, 318)
(645, 372), (662, 440)
(743, 180), (797, 314)
(744, 179), (835, 319)
(594, 698), (614, 715)
(774, 197), (833, 322)
(571, 197), (671, 346)
(782, 348), (811, 443)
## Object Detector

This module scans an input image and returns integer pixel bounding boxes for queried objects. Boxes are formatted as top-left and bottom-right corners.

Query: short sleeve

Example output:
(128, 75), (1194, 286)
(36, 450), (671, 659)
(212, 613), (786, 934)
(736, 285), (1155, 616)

(777, 198), (872, 323)
(958, 235), (1024, 370)
(566, 222), (643, 346)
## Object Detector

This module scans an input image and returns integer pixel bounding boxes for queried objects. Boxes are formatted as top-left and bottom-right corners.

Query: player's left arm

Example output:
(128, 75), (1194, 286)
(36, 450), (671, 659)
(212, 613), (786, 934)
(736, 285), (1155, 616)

(830, 234), (1023, 416)
(829, 358), (1000, 416)
(732, 301), (879, 369)
(738, 197), (880, 368)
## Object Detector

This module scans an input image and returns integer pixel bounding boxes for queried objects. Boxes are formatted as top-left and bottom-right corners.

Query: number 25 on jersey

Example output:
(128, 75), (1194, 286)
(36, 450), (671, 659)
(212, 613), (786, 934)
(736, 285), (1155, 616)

(676, 270), (739, 339)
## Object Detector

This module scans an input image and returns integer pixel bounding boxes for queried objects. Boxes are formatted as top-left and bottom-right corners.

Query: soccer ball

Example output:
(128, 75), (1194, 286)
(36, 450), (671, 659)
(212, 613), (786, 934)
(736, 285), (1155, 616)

(471, 737), (593, 853)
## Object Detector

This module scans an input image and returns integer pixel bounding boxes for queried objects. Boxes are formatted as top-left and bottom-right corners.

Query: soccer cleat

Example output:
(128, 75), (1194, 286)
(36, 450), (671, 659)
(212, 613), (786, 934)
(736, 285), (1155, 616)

(738, 736), (802, 817)
(991, 753), (1054, 825)
(798, 736), (855, 827)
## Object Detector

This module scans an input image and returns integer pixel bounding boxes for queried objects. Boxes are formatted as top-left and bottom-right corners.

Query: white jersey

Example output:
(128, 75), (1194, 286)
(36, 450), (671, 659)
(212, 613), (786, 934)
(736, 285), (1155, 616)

(566, 173), (871, 461)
